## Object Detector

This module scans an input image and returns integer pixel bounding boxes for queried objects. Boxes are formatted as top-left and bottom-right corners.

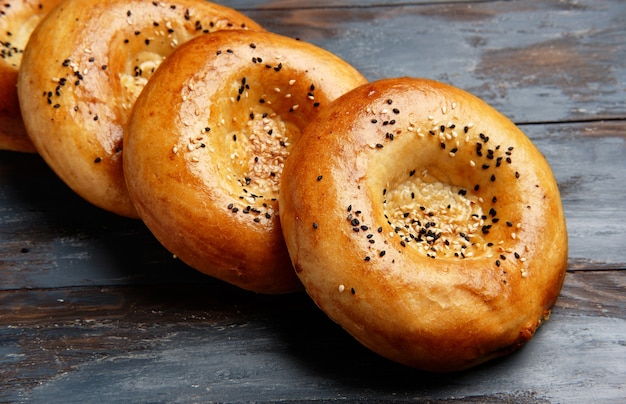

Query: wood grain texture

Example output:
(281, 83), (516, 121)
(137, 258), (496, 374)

(1, 0), (624, 401)
(244, 0), (626, 124)
(1, 119), (623, 292)
(1, 270), (624, 403)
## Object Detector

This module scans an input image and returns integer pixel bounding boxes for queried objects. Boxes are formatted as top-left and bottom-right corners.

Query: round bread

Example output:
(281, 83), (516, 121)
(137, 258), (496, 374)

(123, 30), (367, 294)
(0, 0), (63, 153)
(279, 77), (568, 371)
(17, 0), (264, 217)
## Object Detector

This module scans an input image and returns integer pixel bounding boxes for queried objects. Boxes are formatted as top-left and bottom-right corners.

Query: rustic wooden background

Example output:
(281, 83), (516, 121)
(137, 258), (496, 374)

(1, 0), (625, 402)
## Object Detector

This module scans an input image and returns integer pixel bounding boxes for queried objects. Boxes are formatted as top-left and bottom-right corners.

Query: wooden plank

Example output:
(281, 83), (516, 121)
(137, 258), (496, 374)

(1, 270), (624, 402)
(558, 270), (626, 317)
(520, 121), (626, 271)
(1, 119), (623, 291)
(244, 0), (626, 123)
(1, 0), (623, 402)
(0, 150), (212, 289)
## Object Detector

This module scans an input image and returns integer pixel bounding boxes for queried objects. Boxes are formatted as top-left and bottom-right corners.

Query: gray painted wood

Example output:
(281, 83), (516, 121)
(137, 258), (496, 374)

(244, 0), (626, 124)
(1, 271), (624, 403)
(1, 0), (624, 401)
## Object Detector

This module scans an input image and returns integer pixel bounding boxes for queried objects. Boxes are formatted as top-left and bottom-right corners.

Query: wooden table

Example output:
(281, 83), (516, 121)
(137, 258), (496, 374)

(2, 0), (625, 402)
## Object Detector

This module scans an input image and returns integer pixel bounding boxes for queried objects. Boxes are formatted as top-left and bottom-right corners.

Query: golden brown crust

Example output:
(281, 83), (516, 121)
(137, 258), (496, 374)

(17, 0), (264, 217)
(0, 0), (64, 153)
(279, 77), (568, 371)
(123, 30), (367, 294)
